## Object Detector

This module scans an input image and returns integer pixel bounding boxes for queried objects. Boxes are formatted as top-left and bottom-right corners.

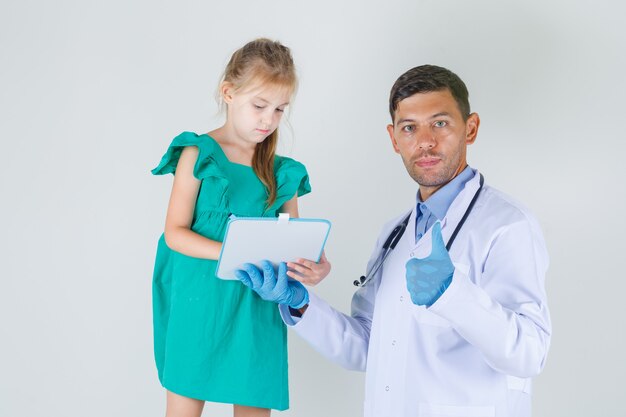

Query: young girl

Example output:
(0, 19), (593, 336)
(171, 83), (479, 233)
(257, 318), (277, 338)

(151, 39), (330, 417)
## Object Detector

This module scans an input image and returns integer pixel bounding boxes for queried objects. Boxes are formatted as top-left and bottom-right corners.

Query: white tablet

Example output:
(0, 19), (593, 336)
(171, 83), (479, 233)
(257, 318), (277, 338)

(216, 214), (332, 280)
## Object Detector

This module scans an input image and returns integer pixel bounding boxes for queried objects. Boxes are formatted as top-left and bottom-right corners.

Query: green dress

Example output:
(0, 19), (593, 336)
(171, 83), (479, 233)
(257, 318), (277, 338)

(151, 131), (310, 410)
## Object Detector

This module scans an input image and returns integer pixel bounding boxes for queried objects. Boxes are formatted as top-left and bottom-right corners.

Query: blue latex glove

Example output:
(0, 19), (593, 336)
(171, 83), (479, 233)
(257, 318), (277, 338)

(405, 222), (455, 307)
(235, 260), (309, 309)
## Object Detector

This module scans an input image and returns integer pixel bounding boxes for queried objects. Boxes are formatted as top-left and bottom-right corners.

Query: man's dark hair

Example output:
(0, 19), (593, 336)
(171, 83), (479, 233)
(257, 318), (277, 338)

(389, 65), (471, 121)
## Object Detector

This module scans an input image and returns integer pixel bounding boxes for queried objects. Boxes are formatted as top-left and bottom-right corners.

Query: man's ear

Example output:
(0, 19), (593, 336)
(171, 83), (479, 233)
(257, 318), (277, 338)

(387, 124), (400, 154)
(465, 113), (480, 145)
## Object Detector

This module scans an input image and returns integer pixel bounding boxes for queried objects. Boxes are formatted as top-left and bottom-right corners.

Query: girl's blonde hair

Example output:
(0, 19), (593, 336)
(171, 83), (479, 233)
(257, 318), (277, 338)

(220, 38), (297, 209)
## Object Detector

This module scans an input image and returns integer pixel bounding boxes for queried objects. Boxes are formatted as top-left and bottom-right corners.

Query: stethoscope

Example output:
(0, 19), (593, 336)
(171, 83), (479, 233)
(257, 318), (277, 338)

(354, 174), (485, 287)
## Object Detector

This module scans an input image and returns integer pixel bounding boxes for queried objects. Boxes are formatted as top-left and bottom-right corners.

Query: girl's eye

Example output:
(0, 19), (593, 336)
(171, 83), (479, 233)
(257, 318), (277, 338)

(253, 104), (265, 109)
(276, 108), (285, 113)
(434, 121), (447, 128)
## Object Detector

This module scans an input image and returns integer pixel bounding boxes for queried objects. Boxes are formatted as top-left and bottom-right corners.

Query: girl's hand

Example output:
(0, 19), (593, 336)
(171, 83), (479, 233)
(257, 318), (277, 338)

(286, 252), (331, 286)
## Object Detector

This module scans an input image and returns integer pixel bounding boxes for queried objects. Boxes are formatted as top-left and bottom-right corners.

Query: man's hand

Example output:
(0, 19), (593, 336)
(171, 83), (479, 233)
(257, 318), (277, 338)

(405, 222), (454, 306)
(235, 260), (309, 309)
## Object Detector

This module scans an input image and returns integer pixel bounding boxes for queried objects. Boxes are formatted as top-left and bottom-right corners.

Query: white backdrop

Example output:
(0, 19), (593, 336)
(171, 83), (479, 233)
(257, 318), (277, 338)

(1, 0), (625, 416)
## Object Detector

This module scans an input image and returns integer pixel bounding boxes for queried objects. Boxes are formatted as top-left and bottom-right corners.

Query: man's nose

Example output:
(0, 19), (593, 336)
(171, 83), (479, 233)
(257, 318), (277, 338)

(416, 127), (436, 149)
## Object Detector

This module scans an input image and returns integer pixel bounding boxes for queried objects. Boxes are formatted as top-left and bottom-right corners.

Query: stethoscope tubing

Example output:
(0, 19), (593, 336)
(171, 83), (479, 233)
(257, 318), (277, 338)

(354, 174), (485, 287)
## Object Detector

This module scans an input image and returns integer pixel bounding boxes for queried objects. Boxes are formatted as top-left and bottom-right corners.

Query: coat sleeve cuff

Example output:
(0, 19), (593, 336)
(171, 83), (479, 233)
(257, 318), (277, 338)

(279, 291), (323, 326)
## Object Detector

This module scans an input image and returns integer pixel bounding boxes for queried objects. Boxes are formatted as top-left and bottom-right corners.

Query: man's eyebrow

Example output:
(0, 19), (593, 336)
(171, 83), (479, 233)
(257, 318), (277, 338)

(431, 112), (452, 118)
(397, 112), (453, 124)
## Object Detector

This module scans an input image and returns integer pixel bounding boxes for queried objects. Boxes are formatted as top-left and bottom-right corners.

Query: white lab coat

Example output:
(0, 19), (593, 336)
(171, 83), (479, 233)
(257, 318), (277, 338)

(280, 170), (551, 417)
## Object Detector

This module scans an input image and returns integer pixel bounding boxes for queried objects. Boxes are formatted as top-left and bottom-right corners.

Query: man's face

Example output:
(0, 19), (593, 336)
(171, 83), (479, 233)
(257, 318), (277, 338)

(387, 89), (480, 200)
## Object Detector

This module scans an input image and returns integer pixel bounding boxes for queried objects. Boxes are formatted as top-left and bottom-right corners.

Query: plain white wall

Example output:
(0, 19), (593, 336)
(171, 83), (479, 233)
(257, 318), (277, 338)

(1, 0), (625, 416)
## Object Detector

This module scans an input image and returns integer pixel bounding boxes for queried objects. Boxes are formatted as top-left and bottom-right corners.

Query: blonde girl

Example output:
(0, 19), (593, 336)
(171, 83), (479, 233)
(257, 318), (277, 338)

(151, 38), (330, 417)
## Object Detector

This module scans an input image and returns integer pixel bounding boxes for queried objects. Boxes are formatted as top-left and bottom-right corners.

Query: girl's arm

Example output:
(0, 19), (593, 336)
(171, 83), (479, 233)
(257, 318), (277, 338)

(281, 194), (331, 286)
(279, 193), (300, 218)
(163, 146), (223, 260)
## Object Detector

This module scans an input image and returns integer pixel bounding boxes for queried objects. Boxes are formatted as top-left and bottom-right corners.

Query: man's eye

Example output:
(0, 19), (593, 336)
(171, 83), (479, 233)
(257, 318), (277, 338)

(434, 121), (447, 128)
(402, 125), (415, 133)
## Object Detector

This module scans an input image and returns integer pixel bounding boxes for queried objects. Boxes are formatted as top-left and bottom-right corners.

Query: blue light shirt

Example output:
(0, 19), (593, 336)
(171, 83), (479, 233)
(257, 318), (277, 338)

(415, 166), (475, 242)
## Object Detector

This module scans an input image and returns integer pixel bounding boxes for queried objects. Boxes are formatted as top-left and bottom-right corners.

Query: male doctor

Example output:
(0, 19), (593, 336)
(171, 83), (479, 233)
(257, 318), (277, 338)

(235, 65), (551, 417)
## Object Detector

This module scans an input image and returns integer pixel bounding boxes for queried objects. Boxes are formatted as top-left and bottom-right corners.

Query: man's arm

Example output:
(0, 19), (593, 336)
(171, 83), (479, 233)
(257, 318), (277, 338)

(430, 217), (551, 378)
(278, 223), (393, 371)
(279, 282), (377, 371)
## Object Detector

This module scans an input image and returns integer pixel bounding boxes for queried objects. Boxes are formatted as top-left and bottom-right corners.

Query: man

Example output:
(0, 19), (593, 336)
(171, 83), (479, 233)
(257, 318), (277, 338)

(236, 65), (551, 417)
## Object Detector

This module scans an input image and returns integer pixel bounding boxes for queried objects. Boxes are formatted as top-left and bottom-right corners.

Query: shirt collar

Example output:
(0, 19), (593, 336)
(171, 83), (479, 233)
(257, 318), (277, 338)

(417, 166), (474, 221)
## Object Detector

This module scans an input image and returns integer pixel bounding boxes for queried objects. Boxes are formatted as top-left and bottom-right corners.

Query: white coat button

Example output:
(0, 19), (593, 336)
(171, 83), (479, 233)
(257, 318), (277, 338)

(399, 296), (404, 302)
(410, 252), (414, 257)
(391, 340), (396, 346)
(385, 385), (390, 391)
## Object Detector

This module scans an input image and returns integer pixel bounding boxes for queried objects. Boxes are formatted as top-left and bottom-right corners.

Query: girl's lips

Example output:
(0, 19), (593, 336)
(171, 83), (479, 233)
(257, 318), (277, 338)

(256, 129), (270, 135)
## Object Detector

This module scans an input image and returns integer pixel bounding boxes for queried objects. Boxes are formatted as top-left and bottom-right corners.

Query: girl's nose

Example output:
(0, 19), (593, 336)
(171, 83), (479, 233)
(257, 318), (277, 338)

(261, 113), (273, 127)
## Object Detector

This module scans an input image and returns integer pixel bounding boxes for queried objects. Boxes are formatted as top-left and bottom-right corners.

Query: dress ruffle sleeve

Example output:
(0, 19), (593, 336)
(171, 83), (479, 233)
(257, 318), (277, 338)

(151, 131), (226, 181)
(271, 155), (311, 210)
(151, 132), (230, 212)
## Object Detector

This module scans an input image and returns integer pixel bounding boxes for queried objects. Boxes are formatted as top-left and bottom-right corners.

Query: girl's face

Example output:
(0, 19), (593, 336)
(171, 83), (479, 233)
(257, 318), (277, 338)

(224, 83), (292, 145)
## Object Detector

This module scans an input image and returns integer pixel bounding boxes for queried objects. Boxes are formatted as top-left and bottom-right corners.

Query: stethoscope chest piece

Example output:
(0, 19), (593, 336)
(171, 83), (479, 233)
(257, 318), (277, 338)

(354, 275), (367, 286)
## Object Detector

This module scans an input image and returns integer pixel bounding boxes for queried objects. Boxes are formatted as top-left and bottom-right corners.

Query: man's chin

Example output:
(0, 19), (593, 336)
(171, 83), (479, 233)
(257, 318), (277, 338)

(411, 172), (449, 188)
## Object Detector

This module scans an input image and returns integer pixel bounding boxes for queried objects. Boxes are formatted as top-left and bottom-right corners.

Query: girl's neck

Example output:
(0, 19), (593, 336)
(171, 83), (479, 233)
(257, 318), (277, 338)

(208, 124), (256, 166)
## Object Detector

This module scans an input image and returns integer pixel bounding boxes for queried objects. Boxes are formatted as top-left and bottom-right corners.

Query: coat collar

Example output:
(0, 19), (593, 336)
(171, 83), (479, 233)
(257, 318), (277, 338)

(408, 168), (483, 252)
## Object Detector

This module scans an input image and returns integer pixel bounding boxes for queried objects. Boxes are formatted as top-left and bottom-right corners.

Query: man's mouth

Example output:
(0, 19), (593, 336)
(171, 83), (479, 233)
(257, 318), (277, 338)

(415, 157), (441, 167)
